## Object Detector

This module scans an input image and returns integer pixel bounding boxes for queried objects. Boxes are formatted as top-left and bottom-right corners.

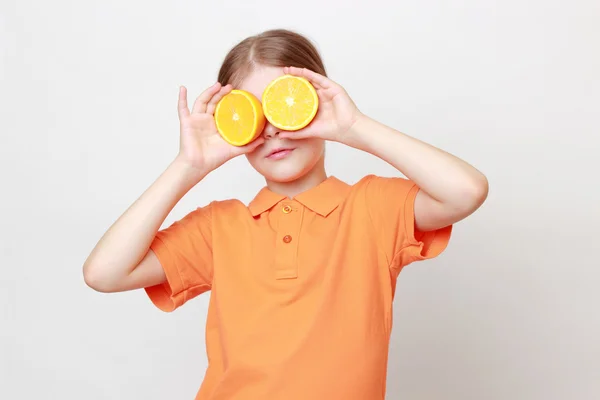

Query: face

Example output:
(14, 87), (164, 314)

(238, 65), (325, 183)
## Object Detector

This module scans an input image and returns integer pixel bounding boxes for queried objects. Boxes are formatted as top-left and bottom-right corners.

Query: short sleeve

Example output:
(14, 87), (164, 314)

(363, 175), (452, 274)
(144, 203), (213, 312)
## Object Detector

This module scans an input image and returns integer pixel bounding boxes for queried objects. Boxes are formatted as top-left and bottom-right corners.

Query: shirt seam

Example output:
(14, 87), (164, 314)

(403, 182), (421, 247)
(391, 182), (421, 272)
(153, 235), (187, 299)
(205, 203), (214, 287)
(364, 176), (391, 268)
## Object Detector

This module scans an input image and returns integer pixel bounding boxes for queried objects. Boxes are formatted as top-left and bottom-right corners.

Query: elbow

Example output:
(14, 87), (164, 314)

(82, 261), (117, 293)
(462, 173), (489, 212)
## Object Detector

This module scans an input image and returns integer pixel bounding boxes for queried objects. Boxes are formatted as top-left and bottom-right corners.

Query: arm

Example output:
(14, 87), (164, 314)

(280, 66), (488, 232)
(344, 115), (489, 231)
(82, 157), (207, 292)
(83, 83), (263, 293)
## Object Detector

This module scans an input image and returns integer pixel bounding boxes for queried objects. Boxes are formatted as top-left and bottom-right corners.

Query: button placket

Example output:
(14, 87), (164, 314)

(274, 202), (302, 279)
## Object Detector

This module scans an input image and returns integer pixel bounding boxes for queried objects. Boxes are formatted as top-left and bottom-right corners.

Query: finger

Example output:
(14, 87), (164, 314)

(316, 88), (328, 99)
(238, 136), (265, 154)
(192, 82), (221, 114)
(279, 126), (314, 140)
(206, 84), (232, 115)
(306, 80), (323, 90)
(178, 86), (190, 119)
(284, 66), (332, 89)
(284, 67), (323, 89)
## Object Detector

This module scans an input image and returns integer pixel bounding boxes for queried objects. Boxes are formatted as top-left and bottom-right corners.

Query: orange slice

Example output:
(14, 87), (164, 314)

(214, 90), (266, 146)
(261, 75), (319, 131)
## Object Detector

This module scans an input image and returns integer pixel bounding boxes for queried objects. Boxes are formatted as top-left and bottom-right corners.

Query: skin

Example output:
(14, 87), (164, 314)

(82, 64), (488, 293)
(239, 66), (328, 197)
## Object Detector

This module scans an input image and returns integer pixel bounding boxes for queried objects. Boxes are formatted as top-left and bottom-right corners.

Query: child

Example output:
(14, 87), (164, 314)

(83, 29), (488, 399)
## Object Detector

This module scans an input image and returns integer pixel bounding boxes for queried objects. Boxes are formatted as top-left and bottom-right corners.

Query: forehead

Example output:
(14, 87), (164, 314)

(238, 66), (285, 101)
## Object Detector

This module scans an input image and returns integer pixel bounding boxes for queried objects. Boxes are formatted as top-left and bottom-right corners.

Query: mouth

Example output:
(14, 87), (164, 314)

(266, 147), (295, 160)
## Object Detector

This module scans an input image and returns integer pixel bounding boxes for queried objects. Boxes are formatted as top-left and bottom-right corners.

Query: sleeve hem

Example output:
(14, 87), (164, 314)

(390, 183), (453, 271)
(143, 236), (187, 312)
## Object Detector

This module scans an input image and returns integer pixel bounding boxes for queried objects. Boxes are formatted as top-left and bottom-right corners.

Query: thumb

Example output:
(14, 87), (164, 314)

(237, 136), (265, 155)
(279, 126), (315, 140)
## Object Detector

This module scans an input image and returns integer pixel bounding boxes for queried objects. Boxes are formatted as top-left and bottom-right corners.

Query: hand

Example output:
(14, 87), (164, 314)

(278, 67), (363, 143)
(176, 83), (265, 173)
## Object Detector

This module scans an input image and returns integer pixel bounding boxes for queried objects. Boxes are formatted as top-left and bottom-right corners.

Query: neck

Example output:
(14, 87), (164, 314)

(266, 157), (327, 198)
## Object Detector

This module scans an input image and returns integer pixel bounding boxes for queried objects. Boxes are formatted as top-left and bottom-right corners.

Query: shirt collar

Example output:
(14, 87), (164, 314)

(248, 176), (350, 217)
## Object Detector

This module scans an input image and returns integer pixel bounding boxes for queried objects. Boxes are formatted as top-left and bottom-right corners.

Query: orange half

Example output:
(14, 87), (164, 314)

(214, 90), (266, 146)
(261, 75), (319, 131)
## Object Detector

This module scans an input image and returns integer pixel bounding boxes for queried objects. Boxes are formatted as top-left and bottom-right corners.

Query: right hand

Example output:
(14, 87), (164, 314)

(176, 83), (265, 173)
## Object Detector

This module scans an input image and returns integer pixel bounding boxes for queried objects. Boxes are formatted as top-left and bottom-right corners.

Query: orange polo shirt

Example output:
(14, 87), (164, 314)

(145, 174), (452, 400)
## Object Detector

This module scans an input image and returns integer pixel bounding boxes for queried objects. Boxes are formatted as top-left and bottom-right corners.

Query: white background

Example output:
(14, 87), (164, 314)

(2, 0), (599, 399)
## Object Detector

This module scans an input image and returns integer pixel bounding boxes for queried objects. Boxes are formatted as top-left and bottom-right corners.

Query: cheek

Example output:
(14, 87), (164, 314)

(302, 139), (325, 158)
(244, 149), (262, 168)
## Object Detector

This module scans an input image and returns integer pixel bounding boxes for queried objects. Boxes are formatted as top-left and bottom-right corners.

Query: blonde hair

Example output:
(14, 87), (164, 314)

(217, 29), (327, 87)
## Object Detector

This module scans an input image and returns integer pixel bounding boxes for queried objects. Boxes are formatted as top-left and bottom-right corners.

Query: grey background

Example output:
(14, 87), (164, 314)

(2, 0), (599, 399)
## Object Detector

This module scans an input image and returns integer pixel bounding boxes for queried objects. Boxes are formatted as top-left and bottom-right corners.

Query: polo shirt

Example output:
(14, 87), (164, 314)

(145, 174), (452, 399)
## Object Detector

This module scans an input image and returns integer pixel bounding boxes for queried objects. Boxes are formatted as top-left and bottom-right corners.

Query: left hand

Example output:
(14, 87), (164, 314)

(279, 66), (362, 143)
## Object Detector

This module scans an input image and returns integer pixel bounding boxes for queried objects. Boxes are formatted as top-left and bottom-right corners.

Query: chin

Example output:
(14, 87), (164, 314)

(249, 153), (322, 183)
(246, 139), (325, 184)
(263, 169), (306, 183)
(257, 162), (313, 183)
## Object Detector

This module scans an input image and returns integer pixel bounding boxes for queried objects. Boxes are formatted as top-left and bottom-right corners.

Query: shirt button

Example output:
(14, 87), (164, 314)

(282, 205), (292, 214)
(283, 235), (292, 243)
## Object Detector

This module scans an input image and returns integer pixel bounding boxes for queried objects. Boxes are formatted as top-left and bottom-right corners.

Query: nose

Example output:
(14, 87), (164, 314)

(262, 122), (280, 139)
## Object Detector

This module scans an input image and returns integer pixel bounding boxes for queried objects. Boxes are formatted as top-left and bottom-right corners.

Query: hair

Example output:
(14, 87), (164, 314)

(217, 29), (326, 87)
